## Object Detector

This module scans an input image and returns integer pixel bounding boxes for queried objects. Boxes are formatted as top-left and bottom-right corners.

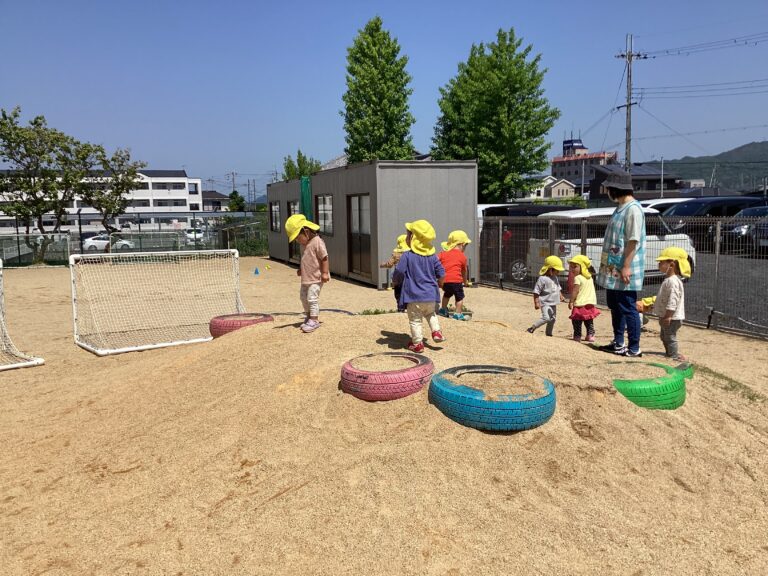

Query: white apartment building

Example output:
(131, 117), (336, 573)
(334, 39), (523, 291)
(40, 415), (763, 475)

(0, 170), (204, 232)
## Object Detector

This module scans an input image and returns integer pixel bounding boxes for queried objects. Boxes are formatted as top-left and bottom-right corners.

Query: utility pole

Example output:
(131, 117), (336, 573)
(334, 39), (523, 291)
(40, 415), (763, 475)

(229, 172), (237, 193)
(580, 159), (585, 197)
(616, 34), (647, 173)
(660, 156), (664, 198)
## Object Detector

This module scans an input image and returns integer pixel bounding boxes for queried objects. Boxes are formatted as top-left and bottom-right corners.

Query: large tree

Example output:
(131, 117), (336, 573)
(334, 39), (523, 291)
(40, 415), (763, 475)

(341, 16), (415, 163)
(282, 149), (322, 180)
(86, 148), (146, 233)
(0, 107), (71, 233)
(432, 29), (560, 202)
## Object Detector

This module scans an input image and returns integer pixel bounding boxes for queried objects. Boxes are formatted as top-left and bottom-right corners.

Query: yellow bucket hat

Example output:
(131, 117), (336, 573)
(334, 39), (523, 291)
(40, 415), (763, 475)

(405, 220), (436, 256)
(655, 246), (692, 278)
(285, 214), (320, 243)
(393, 234), (409, 253)
(440, 230), (472, 251)
(569, 254), (593, 279)
(539, 255), (565, 276)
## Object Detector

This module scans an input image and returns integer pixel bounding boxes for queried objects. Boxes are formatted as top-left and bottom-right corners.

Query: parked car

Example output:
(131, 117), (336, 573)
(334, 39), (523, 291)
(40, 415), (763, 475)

(521, 206), (696, 283)
(82, 234), (135, 252)
(663, 196), (768, 251)
(479, 204), (576, 281)
(708, 205), (768, 253)
(639, 197), (689, 214)
(185, 228), (206, 246)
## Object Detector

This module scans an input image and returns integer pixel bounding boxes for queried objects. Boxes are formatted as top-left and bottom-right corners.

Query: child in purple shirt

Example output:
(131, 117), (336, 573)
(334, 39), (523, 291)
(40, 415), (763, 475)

(393, 220), (446, 353)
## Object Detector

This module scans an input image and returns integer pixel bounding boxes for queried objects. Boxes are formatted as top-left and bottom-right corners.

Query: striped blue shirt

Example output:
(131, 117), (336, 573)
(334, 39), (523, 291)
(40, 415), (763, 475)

(597, 200), (645, 291)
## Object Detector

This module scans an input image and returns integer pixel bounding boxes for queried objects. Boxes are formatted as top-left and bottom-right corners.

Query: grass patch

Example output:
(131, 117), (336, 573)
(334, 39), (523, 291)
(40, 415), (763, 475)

(695, 364), (765, 402)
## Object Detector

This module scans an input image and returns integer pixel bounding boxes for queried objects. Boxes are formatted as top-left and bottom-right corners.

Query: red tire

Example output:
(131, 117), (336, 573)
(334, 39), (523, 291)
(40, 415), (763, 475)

(209, 313), (274, 338)
(340, 352), (434, 401)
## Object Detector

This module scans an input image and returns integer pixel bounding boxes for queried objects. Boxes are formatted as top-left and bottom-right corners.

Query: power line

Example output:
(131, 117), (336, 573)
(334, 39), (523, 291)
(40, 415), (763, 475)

(633, 77), (768, 90)
(643, 31), (768, 58)
(605, 122), (768, 149)
(601, 62), (627, 152)
(636, 104), (711, 155)
(636, 89), (768, 100)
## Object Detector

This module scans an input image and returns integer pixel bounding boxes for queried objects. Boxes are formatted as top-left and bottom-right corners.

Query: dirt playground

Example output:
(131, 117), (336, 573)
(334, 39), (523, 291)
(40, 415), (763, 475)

(1, 256), (767, 575)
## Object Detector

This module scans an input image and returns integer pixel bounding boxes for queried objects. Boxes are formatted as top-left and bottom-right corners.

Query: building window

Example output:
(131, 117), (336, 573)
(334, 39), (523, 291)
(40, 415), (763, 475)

(133, 182), (150, 190)
(171, 183), (186, 190)
(129, 199), (151, 208)
(189, 183), (199, 194)
(315, 195), (333, 235)
(190, 203), (200, 211)
(288, 201), (300, 216)
(152, 182), (169, 190)
(172, 199), (187, 207)
(269, 202), (281, 232)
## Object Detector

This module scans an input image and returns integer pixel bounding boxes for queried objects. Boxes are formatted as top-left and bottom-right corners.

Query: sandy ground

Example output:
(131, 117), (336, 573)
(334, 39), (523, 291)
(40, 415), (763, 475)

(1, 256), (767, 575)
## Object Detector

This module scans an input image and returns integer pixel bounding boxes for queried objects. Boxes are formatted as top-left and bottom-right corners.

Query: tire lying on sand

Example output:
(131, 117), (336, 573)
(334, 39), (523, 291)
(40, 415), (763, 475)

(340, 352), (434, 401)
(429, 365), (556, 432)
(209, 313), (274, 338)
(613, 362), (693, 410)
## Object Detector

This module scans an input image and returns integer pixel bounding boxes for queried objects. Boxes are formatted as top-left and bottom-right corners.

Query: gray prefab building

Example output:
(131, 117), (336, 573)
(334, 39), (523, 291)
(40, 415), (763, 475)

(267, 160), (478, 288)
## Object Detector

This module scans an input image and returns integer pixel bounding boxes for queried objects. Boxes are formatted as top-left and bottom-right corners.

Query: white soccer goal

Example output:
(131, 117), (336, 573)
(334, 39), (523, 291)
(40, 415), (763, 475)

(70, 250), (245, 356)
(0, 260), (45, 371)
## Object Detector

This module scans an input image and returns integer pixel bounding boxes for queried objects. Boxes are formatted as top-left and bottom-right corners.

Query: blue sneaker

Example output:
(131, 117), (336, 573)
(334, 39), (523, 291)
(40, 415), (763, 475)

(437, 307), (450, 317)
(452, 313), (467, 321)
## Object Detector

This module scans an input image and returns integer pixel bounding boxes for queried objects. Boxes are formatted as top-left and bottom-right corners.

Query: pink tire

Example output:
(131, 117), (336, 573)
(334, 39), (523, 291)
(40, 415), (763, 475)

(340, 352), (434, 401)
(209, 313), (274, 338)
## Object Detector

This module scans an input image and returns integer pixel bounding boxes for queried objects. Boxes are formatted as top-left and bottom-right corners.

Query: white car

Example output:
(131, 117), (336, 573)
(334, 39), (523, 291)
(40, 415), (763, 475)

(82, 234), (135, 252)
(185, 228), (206, 245)
(522, 207), (696, 282)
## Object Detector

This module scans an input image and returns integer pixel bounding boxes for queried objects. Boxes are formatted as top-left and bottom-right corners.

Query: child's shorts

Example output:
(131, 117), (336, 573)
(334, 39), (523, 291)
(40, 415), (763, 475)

(443, 282), (465, 301)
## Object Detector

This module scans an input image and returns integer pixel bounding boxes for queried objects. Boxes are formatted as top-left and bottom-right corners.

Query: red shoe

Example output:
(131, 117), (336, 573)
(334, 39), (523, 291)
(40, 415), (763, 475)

(432, 330), (446, 343)
(407, 341), (425, 353)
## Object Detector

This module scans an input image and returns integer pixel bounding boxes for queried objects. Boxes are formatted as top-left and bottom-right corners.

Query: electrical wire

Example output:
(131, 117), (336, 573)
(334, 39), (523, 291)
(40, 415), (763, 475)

(636, 104), (712, 155)
(643, 31), (768, 58)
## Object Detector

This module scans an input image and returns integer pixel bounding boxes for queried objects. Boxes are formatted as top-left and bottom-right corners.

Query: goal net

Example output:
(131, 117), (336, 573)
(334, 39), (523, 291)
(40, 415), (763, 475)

(0, 260), (45, 371)
(70, 250), (245, 356)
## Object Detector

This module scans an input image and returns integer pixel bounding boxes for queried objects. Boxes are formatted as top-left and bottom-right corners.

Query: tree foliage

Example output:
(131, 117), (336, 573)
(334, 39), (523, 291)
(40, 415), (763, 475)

(87, 148), (146, 233)
(228, 190), (246, 212)
(341, 16), (415, 163)
(432, 29), (560, 203)
(282, 149), (322, 180)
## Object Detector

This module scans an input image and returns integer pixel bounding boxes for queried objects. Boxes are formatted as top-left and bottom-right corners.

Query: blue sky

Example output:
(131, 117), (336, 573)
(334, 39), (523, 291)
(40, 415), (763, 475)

(2, 0), (767, 195)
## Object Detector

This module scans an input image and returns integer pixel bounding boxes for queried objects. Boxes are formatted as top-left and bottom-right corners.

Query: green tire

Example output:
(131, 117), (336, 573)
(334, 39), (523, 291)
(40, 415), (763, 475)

(612, 362), (689, 410)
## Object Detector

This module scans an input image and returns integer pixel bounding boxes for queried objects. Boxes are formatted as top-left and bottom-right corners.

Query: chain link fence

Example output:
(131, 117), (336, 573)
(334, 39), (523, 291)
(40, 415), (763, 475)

(478, 214), (768, 338)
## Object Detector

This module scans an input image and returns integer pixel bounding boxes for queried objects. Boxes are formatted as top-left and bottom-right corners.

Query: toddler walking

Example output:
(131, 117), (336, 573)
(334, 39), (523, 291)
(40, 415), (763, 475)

(438, 230), (471, 320)
(654, 247), (692, 361)
(393, 220), (446, 353)
(285, 214), (330, 333)
(380, 234), (409, 312)
(567, 254), (600, 342)
(527, 256), (566, 336)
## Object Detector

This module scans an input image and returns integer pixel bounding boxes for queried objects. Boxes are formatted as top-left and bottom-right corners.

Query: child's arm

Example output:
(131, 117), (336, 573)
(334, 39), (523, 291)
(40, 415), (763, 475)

(568, 283), (580, 309)
(320, 256), (330, 283)
(533, 294), (541, 310)
(461, 262), (469, 286)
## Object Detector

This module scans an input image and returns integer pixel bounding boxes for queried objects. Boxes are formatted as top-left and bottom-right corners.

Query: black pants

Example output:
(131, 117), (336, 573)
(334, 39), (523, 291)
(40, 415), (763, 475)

(572, 319), (595, 339)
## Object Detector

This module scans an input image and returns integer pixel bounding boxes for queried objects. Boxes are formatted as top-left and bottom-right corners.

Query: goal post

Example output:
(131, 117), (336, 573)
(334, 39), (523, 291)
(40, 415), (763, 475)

(0, 260), (45, 371)
(69, 250), (245, 356)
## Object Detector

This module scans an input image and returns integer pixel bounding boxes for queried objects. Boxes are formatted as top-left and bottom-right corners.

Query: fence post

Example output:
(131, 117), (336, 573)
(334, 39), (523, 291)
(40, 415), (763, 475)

(580, 219), (587, 255)
(708, 220), (722, 329)
(14, 217), (21, 263)
(497, 219), (503, 279)
(548, 219), (555, 256)
(77, 210), (84, 254)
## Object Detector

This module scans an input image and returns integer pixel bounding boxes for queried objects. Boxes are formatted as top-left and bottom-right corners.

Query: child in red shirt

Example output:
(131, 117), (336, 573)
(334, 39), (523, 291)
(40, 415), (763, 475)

(437, 230), (471, 320)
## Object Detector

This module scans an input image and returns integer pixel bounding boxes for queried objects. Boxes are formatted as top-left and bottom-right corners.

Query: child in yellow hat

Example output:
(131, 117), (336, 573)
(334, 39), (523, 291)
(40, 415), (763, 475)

(527, 255), (566, 336)
(654, 247), (693, 361)
(567, 254), (600, 342)
(285, 214), (330, 333)
(393, 220), (446, 353)
(380, 234), (409, 312)
(438, 230), (472, 320)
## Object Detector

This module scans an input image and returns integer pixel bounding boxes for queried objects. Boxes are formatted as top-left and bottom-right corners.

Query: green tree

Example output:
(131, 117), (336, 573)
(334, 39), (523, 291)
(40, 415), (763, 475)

(282, 149), (322, 180)
(0, 107), (71, 233)
(228, 190), (245, 212)
(86, 148), (146, 233)
(432, 29), (560, 202)
(341, 16), (415, 163)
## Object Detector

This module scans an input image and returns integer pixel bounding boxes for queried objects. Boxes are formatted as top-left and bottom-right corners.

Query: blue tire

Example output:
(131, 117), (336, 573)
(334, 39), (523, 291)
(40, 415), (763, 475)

(429, 365), (556, 431)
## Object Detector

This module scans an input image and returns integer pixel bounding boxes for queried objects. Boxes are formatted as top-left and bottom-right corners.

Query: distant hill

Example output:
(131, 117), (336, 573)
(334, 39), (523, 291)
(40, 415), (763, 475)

(641, 141), (768, 192)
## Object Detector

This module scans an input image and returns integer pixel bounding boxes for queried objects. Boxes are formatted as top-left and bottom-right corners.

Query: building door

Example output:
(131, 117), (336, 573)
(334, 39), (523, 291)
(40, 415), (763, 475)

(347, 194), (371, 277)
(288, 201), (300, 262)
